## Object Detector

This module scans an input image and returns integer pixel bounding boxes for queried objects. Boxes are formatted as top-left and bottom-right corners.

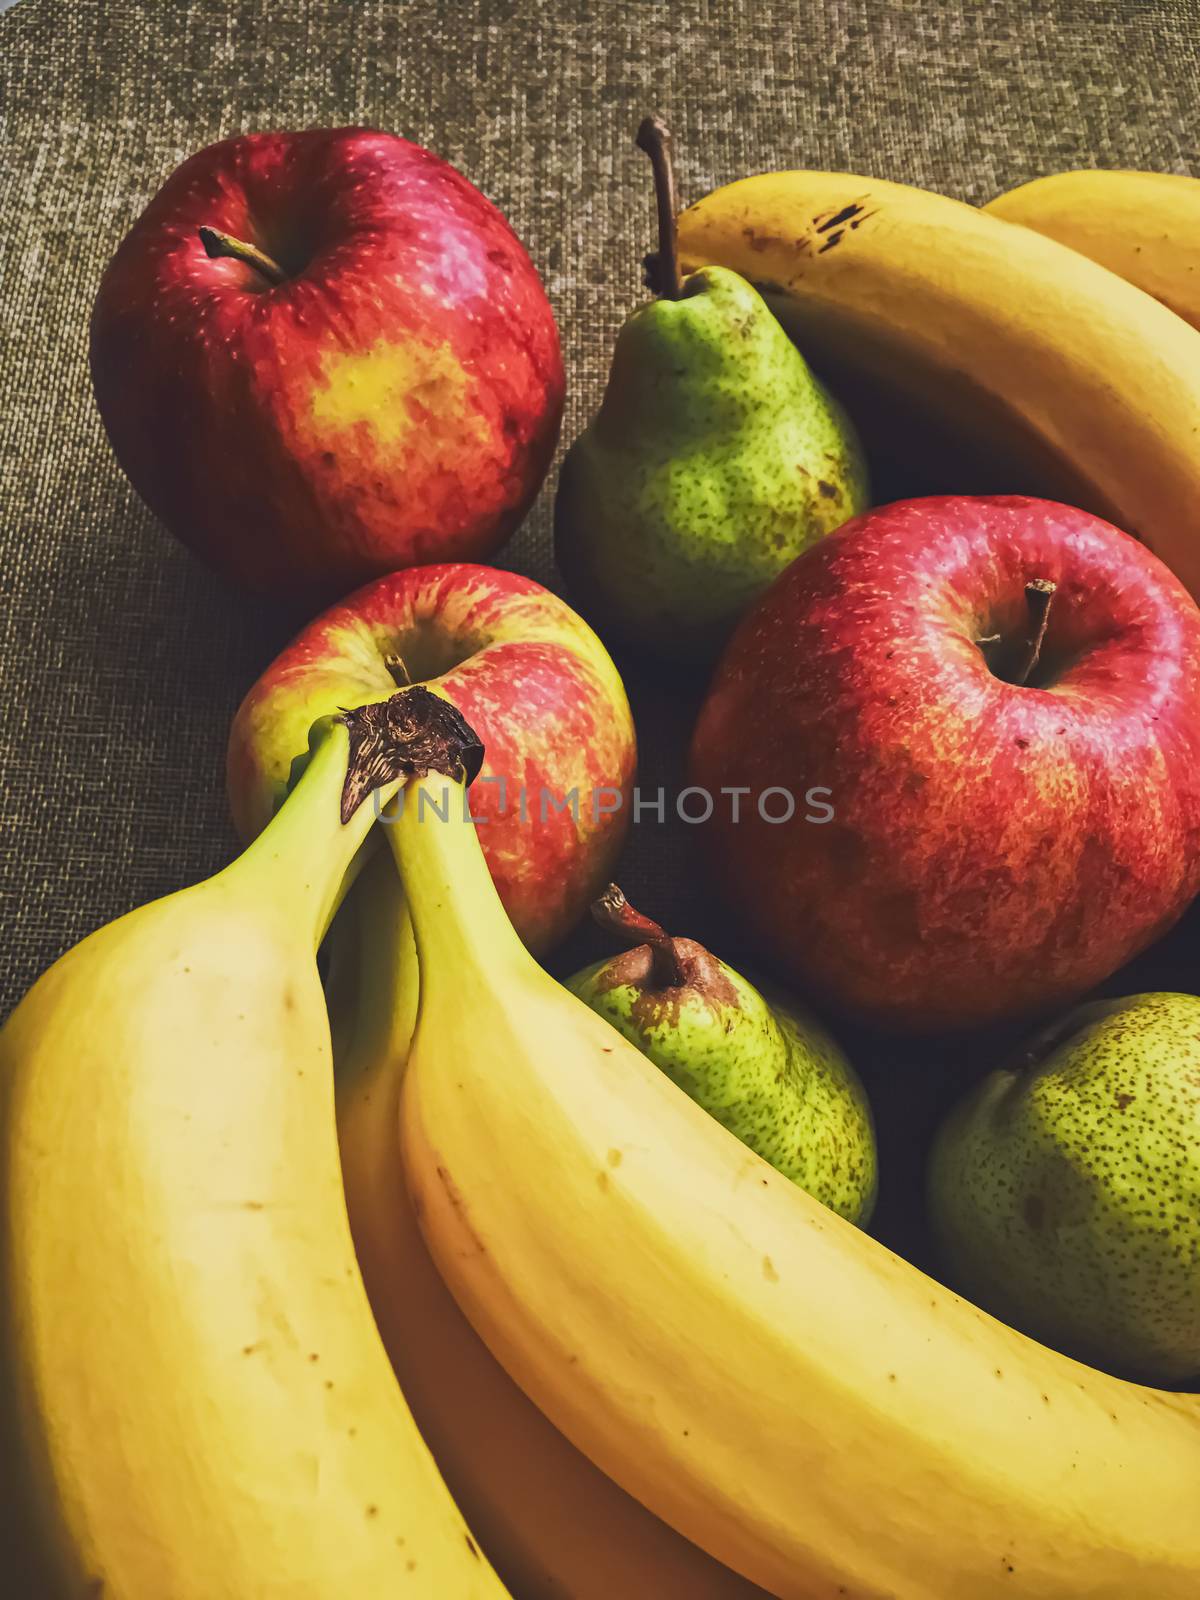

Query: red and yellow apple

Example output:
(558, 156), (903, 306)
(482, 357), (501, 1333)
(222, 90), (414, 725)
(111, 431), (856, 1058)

(690, 495), (1200, 1031)
(90, 128), (564, 597)
(228, 564), (636, 953)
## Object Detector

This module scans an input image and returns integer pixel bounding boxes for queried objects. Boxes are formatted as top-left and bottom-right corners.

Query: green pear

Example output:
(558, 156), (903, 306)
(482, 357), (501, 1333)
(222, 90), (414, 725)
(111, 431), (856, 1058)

(554, 118), (869, 663)
(566, 886), (877, 1224)
(928, 994), (1200, 1382)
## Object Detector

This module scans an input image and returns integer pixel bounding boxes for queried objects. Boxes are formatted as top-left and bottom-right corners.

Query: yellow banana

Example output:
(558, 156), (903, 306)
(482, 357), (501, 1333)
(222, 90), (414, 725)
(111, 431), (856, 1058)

(675, 170), (1200, 601)
(0, 695), (508, 1598)
(390, 740), (1200, 1600)
(330, 836), (774, 1598)
(984, 169), (1200, 328)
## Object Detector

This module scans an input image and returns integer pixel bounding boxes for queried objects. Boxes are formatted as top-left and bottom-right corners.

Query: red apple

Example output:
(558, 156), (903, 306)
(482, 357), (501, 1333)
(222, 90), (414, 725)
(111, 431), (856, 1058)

(690, 496), (1200, 1032)
(90, 128), (564, 597)
(228, 563), (636, 953)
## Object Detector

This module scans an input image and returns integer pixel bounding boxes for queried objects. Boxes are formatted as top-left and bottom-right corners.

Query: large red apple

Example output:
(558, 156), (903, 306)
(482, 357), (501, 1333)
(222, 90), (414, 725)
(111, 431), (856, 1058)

(90, 128), (564, 597)
(229, 563), (636, 954)
(690, 496), (1200, 1031)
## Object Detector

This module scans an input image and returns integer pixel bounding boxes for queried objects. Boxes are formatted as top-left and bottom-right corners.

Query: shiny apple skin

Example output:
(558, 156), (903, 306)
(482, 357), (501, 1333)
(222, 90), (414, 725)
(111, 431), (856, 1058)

(228, 563), (636, 954)
(90, 128), (564, 597)
(690, 496), (1200, 1032)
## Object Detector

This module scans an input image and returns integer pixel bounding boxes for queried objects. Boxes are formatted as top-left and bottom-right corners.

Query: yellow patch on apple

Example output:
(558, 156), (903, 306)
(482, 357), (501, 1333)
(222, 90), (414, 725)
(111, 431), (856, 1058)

(307, 340), (489, 451)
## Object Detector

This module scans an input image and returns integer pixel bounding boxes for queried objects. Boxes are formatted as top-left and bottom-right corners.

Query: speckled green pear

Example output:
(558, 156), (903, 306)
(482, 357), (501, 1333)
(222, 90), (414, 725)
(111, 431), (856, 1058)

(928, 994), (1200, 1383)
(554, 264), (869, 662)
(566, 917), (876, 1224)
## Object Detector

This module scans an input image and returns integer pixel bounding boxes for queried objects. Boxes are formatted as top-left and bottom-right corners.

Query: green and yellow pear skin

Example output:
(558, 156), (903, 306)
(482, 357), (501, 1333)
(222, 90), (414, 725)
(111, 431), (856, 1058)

(554, 265), (869, 662)
(928, 994), (1200, 1383)
(566, 894), (876, 1224)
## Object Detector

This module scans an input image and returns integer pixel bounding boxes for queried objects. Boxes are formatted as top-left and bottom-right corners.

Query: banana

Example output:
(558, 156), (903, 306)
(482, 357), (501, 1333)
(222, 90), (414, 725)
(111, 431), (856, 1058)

(389, 734), (1200, 1600)
(0, 694), (508, 1598)
(674, 170), (1200, 602)
(330, 820), (774, 1598)
(984, 169), (1200, 328)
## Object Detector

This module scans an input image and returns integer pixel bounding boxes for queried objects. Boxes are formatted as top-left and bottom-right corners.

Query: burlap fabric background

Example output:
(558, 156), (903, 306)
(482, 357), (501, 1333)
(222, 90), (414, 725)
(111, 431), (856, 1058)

(4, 0), (1200, 1262)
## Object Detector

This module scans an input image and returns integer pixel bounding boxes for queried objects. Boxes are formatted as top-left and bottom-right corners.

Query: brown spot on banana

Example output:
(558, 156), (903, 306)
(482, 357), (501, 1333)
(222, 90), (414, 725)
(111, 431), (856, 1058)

(434, 1163), (488, 1256)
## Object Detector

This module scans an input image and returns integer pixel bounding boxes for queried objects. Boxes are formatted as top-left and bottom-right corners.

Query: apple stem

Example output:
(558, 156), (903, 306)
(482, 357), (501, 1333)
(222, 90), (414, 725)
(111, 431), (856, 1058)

(591, 883), (686, 988)
(384, 653), (412, 688)
(636, 115), (683, 301)
(1014, 579), (1057, 687)
(198, 225), (287, 287)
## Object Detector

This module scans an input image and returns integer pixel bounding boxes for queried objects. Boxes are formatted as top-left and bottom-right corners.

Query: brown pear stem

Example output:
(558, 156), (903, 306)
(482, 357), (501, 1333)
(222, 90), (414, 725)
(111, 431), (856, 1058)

(198, 225), (287, 286)
(591, 883), (686, 988)
(636, 116), (682, 300)
(1014, 579), (1057, 686)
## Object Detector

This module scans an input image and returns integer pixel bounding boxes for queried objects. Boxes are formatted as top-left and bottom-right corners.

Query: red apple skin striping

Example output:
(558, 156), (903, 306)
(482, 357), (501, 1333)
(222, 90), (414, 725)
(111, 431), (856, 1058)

(228, 563), (636, 955)
(90, 128), (564, 597)
(691, 495), (1200, 1032)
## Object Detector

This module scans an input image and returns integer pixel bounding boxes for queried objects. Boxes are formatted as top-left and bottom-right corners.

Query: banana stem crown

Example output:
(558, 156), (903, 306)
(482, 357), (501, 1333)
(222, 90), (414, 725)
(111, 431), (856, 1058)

(229, 694), (443, 949)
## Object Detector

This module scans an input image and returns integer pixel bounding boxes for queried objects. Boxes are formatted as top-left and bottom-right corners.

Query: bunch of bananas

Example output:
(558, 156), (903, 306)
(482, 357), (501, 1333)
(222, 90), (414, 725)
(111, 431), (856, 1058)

(5, 165), (1200, 1600)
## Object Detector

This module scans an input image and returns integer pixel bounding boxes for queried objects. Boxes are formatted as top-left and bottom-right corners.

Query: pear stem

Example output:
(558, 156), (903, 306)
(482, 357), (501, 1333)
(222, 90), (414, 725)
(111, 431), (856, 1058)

(636, 115), (682, 301)
(1014, 579), (1057, 687)
(591, 883), (686, 988)
(198, 225), (287, 286)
